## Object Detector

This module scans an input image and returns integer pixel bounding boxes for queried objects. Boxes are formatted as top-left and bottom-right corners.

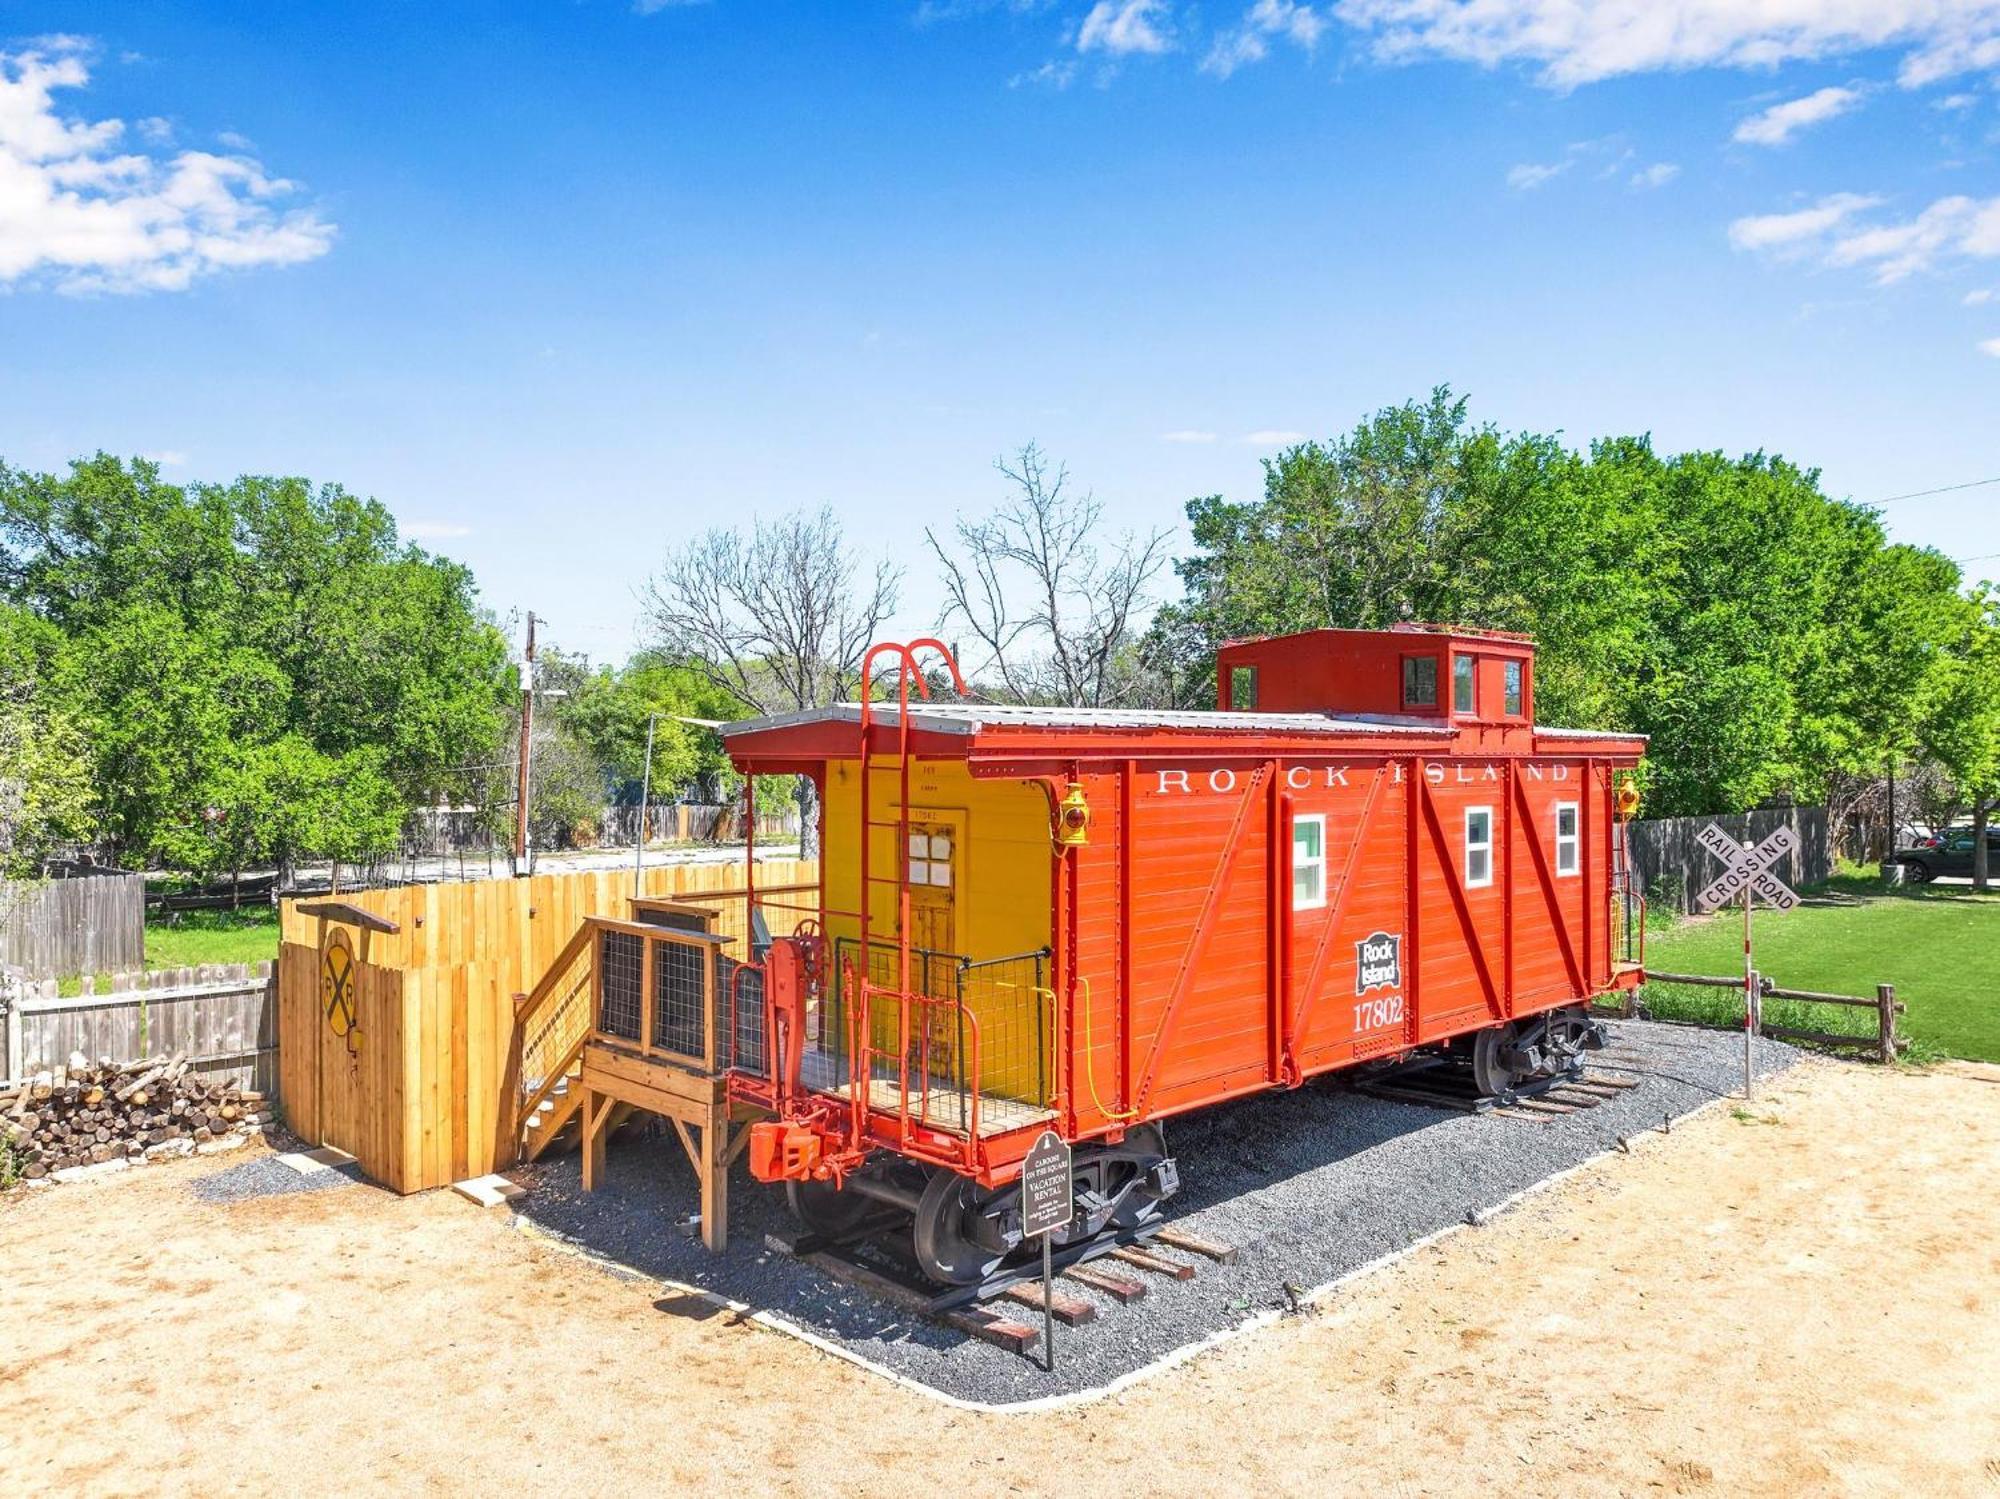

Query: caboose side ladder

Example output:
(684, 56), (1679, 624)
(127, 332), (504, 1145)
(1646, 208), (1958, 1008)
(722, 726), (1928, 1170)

(855, 640), (967, 1152)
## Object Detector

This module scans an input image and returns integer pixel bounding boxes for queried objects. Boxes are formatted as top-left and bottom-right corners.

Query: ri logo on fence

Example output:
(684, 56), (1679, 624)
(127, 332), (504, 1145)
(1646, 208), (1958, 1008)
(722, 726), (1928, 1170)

(320, 928), (361, 1054)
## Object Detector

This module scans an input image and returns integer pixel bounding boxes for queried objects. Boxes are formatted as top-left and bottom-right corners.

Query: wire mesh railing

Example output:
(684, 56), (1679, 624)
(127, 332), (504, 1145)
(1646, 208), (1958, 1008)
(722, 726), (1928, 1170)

(811, 939), (1053, 1133)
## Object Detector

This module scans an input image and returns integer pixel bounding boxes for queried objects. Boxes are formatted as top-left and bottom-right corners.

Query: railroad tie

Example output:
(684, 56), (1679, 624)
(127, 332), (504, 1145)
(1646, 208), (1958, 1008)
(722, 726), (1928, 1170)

(1108, 1245), (1197, 1280)
(1001, 1282), (1098, 1326)
(1153, 1226), (1239, 1265)
(1063, 1262), (1149, 1303)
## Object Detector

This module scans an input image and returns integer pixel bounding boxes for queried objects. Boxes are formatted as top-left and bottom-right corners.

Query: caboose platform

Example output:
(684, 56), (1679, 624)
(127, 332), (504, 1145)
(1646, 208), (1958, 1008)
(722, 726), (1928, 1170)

(828, 1076), (1053, 1139)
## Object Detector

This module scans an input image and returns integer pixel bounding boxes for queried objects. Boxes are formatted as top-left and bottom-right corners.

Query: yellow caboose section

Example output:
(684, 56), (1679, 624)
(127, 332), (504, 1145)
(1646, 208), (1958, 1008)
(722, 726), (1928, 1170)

(817, 757), (1056, 1111)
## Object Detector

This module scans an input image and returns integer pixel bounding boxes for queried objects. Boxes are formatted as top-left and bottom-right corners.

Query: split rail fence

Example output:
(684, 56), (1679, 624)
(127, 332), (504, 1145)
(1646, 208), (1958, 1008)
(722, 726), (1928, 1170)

(1631, 968), (1903, 1062)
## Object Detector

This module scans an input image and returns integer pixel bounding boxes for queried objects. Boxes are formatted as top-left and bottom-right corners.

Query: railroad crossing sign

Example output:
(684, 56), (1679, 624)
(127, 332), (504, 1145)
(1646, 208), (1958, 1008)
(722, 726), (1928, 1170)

(1695, 824), (1800, 912)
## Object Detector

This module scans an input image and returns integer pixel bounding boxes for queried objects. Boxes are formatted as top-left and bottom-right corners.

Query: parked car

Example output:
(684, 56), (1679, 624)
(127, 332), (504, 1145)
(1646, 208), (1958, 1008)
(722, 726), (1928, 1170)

(1889, 827), (2000, 882)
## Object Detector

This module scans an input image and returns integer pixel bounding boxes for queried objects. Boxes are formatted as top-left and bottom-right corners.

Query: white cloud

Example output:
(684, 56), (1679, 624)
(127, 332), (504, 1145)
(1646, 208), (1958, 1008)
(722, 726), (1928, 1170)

(1009, 59), (1078, 87)
(143, 449), (187, 467)
(136, 115), (172, 144)
(1203, 0), (1326, 77)
(1077, 0), (1173, 55)
(1826, 194), (2000, 281)
(1733, 85), (1863, 146)
(1161, 429), (1219, 443)
(1332, 0), (2000, 89)
(1733, 191), (2000, 283)
(1981, 336), (2000, 356)
(1506, 159), (1569, 189)
(1630, 161), (1680, 189)
(1728, 192), (1881, 252)
(1966, 287), (1996, 304)
(0, 40), (334, 294)
(1934, 91), (1980, 109)
(1241, 428), (1307, 444)
(404, 520), (473, 542)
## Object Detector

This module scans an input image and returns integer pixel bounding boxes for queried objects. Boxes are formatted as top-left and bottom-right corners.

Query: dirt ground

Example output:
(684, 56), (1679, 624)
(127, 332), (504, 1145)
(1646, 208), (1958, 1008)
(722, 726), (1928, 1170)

(4, 1058), (1998, 1498)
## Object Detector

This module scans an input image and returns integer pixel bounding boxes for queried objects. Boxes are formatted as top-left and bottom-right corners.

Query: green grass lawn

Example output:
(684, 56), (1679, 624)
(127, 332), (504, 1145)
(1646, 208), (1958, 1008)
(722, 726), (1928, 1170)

(1639, 873), (2000, 1063)
(143, 906), (282, 971)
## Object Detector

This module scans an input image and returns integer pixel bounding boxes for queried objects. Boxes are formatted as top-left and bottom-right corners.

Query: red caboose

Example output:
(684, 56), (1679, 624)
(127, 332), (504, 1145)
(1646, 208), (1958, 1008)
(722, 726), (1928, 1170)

(724, 626), (1646, 1285)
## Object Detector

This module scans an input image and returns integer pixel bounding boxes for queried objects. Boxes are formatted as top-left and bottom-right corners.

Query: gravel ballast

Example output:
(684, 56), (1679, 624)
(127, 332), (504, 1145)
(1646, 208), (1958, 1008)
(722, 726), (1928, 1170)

(510, 1020), (1800, 1406)
(189, 1154), (364, 1205)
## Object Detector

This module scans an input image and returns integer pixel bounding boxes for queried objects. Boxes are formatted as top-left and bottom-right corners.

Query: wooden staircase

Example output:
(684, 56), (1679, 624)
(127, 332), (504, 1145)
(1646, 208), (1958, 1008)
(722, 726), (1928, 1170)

(512, 922), (596, 1164)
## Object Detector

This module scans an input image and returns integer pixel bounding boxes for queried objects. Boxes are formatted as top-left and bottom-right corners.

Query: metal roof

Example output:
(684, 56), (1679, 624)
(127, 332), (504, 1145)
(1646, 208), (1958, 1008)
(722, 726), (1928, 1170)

(722, 702), (1457, 738)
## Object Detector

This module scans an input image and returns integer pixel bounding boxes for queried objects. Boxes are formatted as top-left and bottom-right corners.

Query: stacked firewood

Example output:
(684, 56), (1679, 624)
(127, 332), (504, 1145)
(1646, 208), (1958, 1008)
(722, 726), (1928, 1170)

(2, 1051), (272, 1181)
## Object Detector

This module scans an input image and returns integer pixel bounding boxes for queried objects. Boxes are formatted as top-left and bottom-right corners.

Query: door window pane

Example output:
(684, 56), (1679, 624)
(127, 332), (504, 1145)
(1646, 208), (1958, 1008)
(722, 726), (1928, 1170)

(1453, 654), (1475, 713)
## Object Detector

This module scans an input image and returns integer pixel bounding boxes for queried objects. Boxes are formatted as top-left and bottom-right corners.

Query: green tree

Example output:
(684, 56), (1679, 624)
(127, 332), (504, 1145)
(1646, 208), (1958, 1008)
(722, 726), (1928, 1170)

(0, 454), (512, 876)
(1150, 390), (1976, 819)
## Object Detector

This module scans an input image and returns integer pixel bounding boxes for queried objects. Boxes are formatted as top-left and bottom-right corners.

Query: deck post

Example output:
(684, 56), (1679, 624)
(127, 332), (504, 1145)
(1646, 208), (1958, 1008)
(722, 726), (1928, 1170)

(581, 1090), (609, 1191)
(701, 1096), (729, 1251)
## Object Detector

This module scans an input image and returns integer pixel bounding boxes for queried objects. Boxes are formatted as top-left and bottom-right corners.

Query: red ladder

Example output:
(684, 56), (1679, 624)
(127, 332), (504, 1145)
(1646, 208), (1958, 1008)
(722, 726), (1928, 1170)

(855, 640), (965, 1148)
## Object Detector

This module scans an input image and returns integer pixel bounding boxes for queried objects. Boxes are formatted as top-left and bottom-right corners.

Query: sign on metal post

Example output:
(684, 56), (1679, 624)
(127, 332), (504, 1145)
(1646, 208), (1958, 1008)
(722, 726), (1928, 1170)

(1694, 825), (1800, 1099)
(1019, 1129), (1073, 1372)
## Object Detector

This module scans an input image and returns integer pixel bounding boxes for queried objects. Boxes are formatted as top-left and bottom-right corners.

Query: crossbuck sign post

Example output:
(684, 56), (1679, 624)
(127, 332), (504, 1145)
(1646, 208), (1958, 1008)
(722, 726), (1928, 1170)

(1694, 824), (1800, 1100)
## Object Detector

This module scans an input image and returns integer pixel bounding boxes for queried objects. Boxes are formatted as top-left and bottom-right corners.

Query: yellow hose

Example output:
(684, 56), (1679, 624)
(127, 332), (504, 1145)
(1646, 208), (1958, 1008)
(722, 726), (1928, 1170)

(1044, 977), (1139, 1121)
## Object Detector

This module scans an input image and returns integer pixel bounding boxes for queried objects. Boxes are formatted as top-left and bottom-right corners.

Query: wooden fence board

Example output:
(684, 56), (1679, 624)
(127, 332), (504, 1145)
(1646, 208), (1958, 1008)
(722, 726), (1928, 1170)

(272, 859), (818, 1192)
(0, 871), (145, 978)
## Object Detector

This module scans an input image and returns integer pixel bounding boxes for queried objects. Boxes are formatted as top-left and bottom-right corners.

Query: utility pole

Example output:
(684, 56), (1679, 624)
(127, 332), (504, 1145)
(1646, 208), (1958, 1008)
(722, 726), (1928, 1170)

(634, 711), (658, 882)
(514, 612), (537, 875)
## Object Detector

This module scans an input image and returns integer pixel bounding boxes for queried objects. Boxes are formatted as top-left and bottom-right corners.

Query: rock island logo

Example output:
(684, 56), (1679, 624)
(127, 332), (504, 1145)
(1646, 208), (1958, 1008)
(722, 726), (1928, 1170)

(1355, 931), (1402, 995)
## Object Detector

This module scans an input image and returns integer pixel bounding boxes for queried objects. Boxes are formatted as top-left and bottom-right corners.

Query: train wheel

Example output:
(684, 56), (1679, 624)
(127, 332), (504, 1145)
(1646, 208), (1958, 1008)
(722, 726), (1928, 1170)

(1472, 1024), (1519, 1097)
(912, 1169), (1011, 1286)
(787, 1178), (876, 1237)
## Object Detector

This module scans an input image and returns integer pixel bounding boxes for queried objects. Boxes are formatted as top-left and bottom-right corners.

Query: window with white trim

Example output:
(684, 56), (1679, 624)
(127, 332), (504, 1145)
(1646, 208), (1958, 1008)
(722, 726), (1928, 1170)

(1293, 814), (1327, 910)
(1554, 802), (1579, 877)
(1464, 806), (1494, 888)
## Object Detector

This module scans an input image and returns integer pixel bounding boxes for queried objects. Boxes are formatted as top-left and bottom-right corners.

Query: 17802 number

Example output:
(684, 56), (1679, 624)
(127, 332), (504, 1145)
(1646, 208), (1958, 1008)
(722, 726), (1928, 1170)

(1353, 994), (1405, 1032)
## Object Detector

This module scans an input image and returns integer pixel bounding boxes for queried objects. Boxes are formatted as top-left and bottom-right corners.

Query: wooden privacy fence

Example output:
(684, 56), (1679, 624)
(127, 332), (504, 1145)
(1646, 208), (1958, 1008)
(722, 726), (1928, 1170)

(2, 963), (278, 1094)
(275, 858), (816, 1193)
(1634, 969), (1903, 1062)
(0, 871), (146, 978)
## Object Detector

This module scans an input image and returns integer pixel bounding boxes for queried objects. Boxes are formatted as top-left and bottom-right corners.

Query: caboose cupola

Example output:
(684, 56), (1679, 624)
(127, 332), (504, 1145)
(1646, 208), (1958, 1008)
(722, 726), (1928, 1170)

(1215, 625), (1536, 727)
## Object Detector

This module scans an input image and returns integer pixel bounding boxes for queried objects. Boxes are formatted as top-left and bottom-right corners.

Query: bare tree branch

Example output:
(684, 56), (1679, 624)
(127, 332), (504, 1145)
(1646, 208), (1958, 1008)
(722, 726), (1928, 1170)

(927, 444), (1170, 708)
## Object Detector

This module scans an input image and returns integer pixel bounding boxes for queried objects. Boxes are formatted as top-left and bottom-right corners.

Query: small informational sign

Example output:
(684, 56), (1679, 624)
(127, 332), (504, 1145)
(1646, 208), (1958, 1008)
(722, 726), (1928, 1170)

(1019, 1129), (1074, 1239)
(1019, 1129), (1073, 1373)
(1695, 825), (1799, 912)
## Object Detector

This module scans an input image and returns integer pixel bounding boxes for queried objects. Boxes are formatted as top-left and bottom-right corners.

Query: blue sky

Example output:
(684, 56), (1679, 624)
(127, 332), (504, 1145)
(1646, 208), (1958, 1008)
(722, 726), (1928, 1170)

(3, 1), (1997, 664)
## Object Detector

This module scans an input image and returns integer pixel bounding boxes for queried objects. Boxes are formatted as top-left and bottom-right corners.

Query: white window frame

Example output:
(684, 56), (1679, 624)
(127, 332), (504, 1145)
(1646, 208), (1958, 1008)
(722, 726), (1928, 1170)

(1554, 801), (1580, 878)
(1292, 813), (1328, 911)
(1464, 806), (1494, 889)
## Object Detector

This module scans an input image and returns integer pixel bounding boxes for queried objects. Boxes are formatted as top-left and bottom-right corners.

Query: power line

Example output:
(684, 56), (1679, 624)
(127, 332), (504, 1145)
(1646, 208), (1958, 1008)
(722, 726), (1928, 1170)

(1868, 475), (2000, 506)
